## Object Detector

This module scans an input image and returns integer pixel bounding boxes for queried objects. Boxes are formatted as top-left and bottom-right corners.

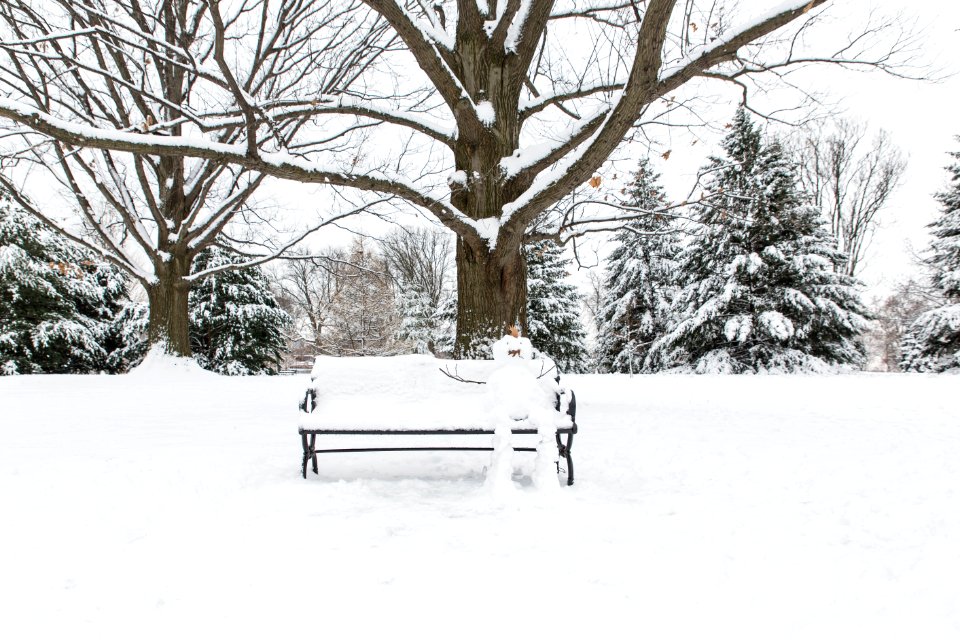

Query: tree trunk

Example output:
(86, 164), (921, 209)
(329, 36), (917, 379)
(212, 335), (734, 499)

(446, 24), (535, 357)
(145, 253), (193, 357)
(454, 238), (527, 359)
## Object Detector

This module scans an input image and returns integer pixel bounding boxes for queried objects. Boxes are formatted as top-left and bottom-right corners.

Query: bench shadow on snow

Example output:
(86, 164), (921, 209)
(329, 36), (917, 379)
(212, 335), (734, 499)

(294, 450), (541, 487)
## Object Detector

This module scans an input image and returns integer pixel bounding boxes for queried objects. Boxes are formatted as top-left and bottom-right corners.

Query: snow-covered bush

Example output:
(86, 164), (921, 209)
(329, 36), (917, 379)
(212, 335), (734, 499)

(189, 247), (290, 375)
(0, 193), (129, 374)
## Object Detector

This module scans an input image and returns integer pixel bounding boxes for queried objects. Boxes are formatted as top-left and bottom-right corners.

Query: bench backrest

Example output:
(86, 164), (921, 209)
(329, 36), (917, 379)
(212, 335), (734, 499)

(300, 354), (565, 431)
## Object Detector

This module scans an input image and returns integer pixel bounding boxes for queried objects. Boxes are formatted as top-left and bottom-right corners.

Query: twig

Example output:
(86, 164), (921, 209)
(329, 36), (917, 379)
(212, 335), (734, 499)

(438, 365), (486, 385)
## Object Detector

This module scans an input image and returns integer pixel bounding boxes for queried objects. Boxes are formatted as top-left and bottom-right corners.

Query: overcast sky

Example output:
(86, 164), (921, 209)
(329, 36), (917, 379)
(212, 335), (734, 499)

(24, 0), (943, 299)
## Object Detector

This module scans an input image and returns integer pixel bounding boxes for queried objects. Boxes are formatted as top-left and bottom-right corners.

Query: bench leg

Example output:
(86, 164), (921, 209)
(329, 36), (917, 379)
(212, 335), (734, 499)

(301, 433), (319, 478)
(556, 432), (575, 486)
(301, 433), (310, 479)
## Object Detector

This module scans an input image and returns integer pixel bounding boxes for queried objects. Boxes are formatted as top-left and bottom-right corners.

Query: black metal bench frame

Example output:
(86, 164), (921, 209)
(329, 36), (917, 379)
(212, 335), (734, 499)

(298, 388), (578, 485)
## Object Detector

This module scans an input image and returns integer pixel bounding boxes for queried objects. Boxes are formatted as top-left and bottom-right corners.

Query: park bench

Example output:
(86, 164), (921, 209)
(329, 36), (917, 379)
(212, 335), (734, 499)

(297, 355), (578, 485)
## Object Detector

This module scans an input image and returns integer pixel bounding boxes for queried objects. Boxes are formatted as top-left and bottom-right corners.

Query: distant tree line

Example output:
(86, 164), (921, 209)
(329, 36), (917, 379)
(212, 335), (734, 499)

(0, 186), (591, 374)
(274, 229), (590, 373)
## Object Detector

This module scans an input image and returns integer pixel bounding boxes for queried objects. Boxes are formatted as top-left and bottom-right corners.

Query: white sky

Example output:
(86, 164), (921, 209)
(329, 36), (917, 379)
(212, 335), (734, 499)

(741, 0), (960, 297)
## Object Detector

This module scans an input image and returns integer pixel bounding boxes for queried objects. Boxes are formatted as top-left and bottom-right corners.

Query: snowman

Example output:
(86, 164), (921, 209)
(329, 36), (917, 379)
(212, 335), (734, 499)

(484, 327), (560, 492)
(490, 325), (534, 362)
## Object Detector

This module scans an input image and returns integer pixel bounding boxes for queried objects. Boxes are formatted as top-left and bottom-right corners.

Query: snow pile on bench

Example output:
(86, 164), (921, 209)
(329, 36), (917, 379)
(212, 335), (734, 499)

(298, 353), (571, 432)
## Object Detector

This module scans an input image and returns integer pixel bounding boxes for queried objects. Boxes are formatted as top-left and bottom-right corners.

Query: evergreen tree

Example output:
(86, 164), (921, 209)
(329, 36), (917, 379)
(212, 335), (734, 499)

(395, 288), (456, 356)
(595, 158), (680, 373)
(525, 241), (589, 373)
(430, 294), (457, 357)
(901, 143), (960, 372)
(105, 299), (150, 373)
(395, 288), (435, 353)
(189, 247), (290, 374)
(0, 192), (129, 374)
(648, 108), (870, 373)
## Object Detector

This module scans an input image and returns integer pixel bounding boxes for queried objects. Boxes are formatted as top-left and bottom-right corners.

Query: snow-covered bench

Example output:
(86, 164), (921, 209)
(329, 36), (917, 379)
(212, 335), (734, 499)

(297, 354), (579, 485)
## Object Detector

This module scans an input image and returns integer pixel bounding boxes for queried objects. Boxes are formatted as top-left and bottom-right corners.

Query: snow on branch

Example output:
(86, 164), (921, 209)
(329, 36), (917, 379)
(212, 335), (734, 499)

(362, 0), (465, 108)
(549, 1), (639, 20)
(0, 96), (489, 245)
(190, 98), (457, 145)
(519, 81), (624, 120)
(499, 0), (831, 234)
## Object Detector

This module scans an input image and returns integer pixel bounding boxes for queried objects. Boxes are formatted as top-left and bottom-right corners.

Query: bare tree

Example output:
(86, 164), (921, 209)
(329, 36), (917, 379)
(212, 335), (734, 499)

(380, 227), (454, 307)
(273, 247), (349, 357)
(328, 237), (401, 356)
(274, 239), (405, 357)
(0, 0), (392, 356)
(796, 119), (907, 277)
(583, 269), (607, 329)
(0, 0), (918, 356)
(865, 278), (942, 371)
(380, 226), (455, 354)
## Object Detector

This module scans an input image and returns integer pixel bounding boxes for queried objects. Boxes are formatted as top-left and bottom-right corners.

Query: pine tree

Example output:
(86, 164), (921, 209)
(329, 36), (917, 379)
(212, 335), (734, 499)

(188, 247), (290, 374)
(595, 158), (680, 373)
(0, 192), (129, 375)
(395, 288), (456, 356)
(105, 299), (150, 373)
(901, 143), (960, 372)
(396, 289), (434, 353)
(648, 108), (871, 373)
(525, 241), (589, 373)
(430, 294), (457, 357)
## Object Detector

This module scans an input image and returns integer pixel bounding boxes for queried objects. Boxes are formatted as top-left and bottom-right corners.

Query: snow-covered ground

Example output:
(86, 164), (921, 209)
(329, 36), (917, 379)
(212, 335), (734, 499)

(1, 369), (958, 638)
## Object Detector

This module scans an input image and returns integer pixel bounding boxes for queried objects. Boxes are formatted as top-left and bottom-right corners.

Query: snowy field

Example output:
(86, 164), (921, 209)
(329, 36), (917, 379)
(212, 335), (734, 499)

(2, 369), (959, 639)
